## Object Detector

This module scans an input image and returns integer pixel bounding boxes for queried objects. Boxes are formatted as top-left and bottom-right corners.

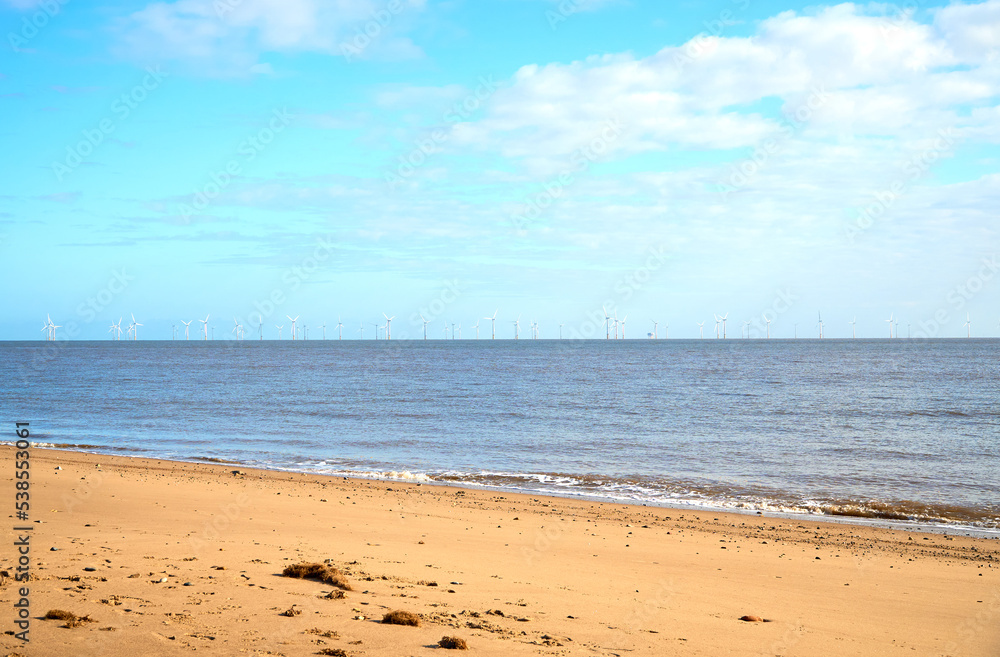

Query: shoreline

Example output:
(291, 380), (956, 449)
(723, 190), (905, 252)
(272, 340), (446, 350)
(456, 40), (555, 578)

(3, 445), (1000, 655)
(17, 443), (1000, 538)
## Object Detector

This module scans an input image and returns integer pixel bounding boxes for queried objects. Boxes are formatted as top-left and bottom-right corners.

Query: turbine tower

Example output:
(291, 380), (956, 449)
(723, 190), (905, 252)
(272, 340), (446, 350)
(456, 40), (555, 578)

(473, 320), (480, 340)
(275, 324), (283, 340)
(849, 317), (856, 339)
(651, 320), (658, 339)
(200, 314), (210, 340)
(697, 321), (704, 339)
(321, 322), (327, 340)
(965, 313), (971, 338)
(485, 309), (498, 339)
(287, 315), (298, 340)
(620, 315), (628, 339)
(337, 317), (344, 340)
(885, 313), (894, 339)
(513, 315), (521, 340)
(720, 313), (729, 339)
(765, 317), (771, 339)
(420, 314), (430, 340)
(182, 320), (192, 340)
(383, 313), (395, 340)
(603, 307), (612, 340)
(131, 313), (142, 341)
(817, 312), (824, 339)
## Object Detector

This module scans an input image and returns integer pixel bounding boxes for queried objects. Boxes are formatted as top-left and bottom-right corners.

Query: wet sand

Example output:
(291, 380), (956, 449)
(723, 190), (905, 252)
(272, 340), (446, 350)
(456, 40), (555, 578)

(2, 446), (998, 656)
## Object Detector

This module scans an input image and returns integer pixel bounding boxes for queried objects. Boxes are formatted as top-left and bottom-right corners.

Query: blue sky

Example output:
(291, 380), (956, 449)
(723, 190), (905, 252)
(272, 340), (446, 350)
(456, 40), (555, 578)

(1, 0), (998, 340)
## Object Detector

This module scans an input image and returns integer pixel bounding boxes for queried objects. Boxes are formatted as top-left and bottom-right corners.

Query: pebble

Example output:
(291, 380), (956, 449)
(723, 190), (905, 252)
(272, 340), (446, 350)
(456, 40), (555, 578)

(739, 615), (764, 622)
(84, 567), (97, 572)
(183, 582), (193, 586)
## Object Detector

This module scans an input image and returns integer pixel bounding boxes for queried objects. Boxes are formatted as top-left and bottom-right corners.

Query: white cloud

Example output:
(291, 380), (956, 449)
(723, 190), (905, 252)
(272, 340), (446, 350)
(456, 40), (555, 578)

(115, 0), (427, 73)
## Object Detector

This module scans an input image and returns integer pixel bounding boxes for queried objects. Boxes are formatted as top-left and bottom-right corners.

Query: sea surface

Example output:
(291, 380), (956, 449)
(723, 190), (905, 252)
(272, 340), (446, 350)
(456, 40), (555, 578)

(3, 339), (999, 533)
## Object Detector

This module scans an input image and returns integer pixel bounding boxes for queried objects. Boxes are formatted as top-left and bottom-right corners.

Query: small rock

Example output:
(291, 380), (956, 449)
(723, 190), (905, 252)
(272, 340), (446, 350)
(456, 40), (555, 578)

(183, 582), (193, 586)
(84, 567), (97, 572)
(739, 615), (764, 622)
(50, 547), (59, 551)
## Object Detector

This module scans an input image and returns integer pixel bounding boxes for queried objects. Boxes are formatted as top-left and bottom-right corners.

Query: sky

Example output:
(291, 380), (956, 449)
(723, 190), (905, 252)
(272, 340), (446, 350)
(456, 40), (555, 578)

(1, 0), (998, 340)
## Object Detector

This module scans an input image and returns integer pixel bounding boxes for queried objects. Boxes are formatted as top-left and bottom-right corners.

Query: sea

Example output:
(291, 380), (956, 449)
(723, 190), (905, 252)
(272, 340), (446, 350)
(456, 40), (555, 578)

(3, 339), (998, 534)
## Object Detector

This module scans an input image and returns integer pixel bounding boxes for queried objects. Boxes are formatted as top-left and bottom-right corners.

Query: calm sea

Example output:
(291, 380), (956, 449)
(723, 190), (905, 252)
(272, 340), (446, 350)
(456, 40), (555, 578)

(3, 339), (998, 532)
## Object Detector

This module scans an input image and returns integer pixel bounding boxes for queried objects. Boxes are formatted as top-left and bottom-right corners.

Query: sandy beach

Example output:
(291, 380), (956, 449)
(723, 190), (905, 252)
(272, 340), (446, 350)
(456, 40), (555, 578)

(2, 446), (998, 657)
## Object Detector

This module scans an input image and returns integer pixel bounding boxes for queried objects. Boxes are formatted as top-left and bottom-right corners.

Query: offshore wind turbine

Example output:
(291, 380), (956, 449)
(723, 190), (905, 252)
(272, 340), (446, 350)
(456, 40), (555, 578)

(383, 314), (395, 340)
(513, 315), (521, 340)
(664, 323), (669, 339)
(603, 306), (612, 340)
(473, 320), (480, 340)
(849, 317), (856, 339)
(258, 314), (263, 340)
(420, 314), (430, 340)
(743, 319), (751, 339)
(131, 313), (142, 341)
(200, 314), (210, 340)
(172, 324), (176, 340)
(485, 309), (498, 339)
(337, 317), (344, 340)
(114, 317), (123, 341)
(964, 313), (971, 338)
(885, 313), (894, 339)
(559, 323), (564, 339)
(182, 320), (192, 340)
(321, 322), (327, 340)
(721, 313), (728, 339)
(232, 318), (242, 340)
(613, 310), (619, 340)
(357, 323), (364, 340)
(275, 324), (283, 340)
(817, 312), (824, 339)
(531, 320), (538, 339)
(108, 320), (117, 340)
(713, 315), (721, 339)
(287, 315), (298, 340)
(765, 317), (771, 339)
(651, 320), (658, 339)
(620, 315), (628, 339)
(697, 321), (704, 339)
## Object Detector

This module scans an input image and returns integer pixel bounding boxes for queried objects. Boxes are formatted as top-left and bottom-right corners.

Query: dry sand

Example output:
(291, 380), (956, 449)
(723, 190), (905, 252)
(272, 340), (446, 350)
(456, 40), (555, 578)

(2, 446), (998, 656)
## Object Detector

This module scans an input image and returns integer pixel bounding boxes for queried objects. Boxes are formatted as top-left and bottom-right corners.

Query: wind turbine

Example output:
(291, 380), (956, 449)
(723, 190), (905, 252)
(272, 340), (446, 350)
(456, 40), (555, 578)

(172, 324), (176, 340)
(451, 322), (456, 339)
(603, 306), (612, 340)
(420, 314), (430, 340)
(232, 318), (242, 340)
(131, 313), (142, 341)
(337, 317), (344, 340)
(714, 315), (721, 339)
(743, 319), (751, 339)
(817, 312), (824, 339)
(357, 323), (364, 340)
(182, 320), (192, 340)
(664, 323), (669, 339)
(258, 315), (263, 340)
(41, 318), (51, 341)
(559, 323), (564, 339)
(485, 309), (498, 339)
(794, 323), (799, 339)
(513, 315), (521, 340)
(473, 320), (480, 340)
(620, 315), (628, 339)
(275, 324), (283, 340)
(964, 313), (971, 338)
(383, 313), (395, 340)
(765, 317), (771, 339)
(531, 320), (539, 339)
(287, 315), (298, 340)
(651, 320), (658, 339)
(108, 320), (117, 340)
(849, 317), (856, 339)
(697, 321), (704, 339)
(114, 317), (123, 341)
(885, 313), (894, 339)
(200, 315), (210, 340)
(321, 322), (327, 340)
(613, 311), (619, 340)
